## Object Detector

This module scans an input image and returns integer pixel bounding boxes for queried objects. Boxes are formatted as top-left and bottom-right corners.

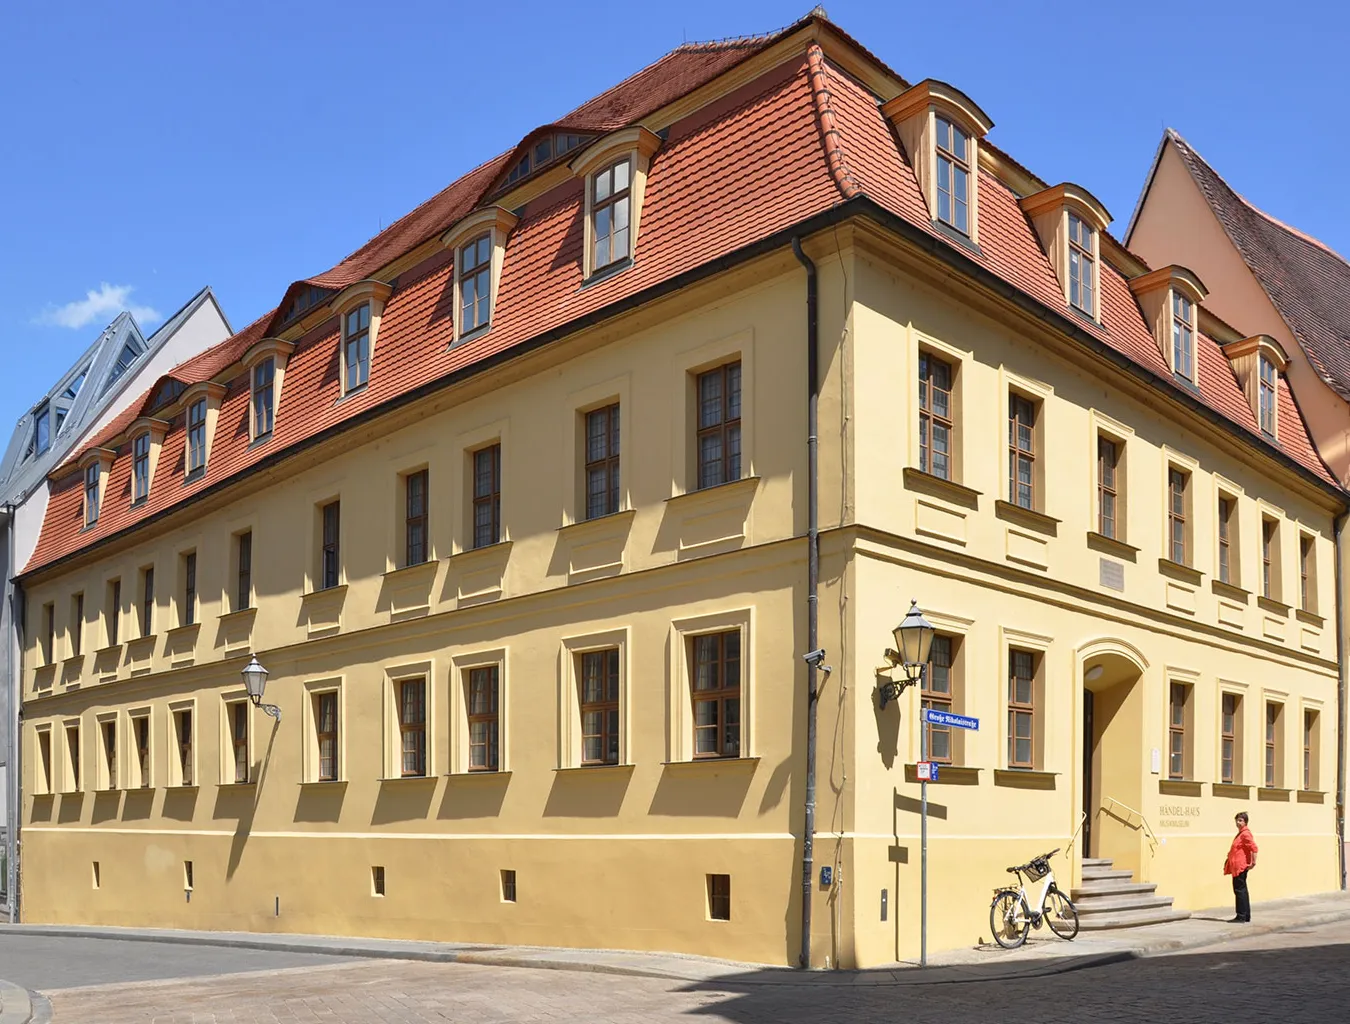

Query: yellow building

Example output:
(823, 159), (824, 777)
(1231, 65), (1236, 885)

(16, 13), (1347, 969)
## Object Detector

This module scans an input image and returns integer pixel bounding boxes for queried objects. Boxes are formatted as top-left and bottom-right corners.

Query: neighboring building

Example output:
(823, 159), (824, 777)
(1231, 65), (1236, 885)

(1, 288), (231, 918)
(13, 14), (1345, 968)
(1128, 131), (1349, 882)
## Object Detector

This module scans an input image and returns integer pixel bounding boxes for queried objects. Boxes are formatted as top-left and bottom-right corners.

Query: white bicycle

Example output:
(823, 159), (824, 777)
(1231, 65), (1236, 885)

(990, 847), (1079, 948)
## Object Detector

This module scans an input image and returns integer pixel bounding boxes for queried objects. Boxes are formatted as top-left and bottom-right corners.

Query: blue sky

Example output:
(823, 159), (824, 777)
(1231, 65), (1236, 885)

(3, 1), (1346, 427)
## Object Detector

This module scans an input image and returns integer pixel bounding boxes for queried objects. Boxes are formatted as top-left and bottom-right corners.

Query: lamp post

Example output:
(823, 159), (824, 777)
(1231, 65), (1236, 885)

(242, 655), (282, 722)
(878, 599), (934, 966)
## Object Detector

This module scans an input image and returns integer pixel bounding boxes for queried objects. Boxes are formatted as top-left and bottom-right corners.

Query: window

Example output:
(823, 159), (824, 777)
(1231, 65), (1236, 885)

(107, 341), (139, 388)
(405, 470), (429, 566)
(501, 869), (517, 903)
(1007, 649), (1036, 769)
(1167, 468), (1189, 565)
(1168, 683), (1189, 780)
(175, 708), (194, 786)
(1218, 497), (1235, 585)
(36, 728), (53, 795)
(472, 445), (501, 549)
(134, 714), (151, 788)
(696, 363), (742, 490)
(65, 722), (81, 791)
(102, 719), (117, 790)
(922, 635), (956, 763)
(133, 433), (150, 502)
(1172, 292), (1194, 382)
(1300, 534), (1316, 612)
(1258, 356), (1277, 435)
(1097, 437), (1119, 539)
(399, 678), (427, 777)
(344, 303), (371, 392)
(591, 158), (631, 270)
(1262, 518), (1278, 600)
(467, 666), (499, 772)
(186, 399), (207, 474)
(321, 501), (341, 589)
(182, 552), (197, 627)
(579, 649), (620, 766)
(1008, 395), (1036, 510)
(64, 370), (86, 400)
(106, 579), (121, 646)
(42, 602), (55, 665)
(1068, 213), (1095, 315)
(1265, 702), (1282, 788)
(459, 235), (492, 334)
(140, 567), (154, 637)
(228, 702), (249, 784)
(585, 405), (620, 519)
(252, 357), (275, 438)
(934, 116), (970, 234)
(692, 631), (741, 759)
(918, 353), (954, 480)
(71, 593), (84, 657)
(1304, 709), (1319, 790)
(85, 463), (100, 525)
(1221, 693), (1240, 784)
(502, 131), (592, 187)
(315, 691), (339, 781)
(184, 861), (194, 890)
(707, 874), (731, 921)
(236, 532), (252, 611)
(33, 405), (51, 455)
(283, 284), (330, 324)
(372, 866), (386, 896)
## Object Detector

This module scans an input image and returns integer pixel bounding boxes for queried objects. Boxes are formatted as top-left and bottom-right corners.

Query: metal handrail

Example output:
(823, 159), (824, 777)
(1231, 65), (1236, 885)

(1065, 810), (1088, 856)
(1101, 795), (1160, 855)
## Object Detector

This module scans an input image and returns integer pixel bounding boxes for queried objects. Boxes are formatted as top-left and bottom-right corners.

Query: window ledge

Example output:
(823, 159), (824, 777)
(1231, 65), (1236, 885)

(165, 785), (199, 792)
(300, 779), (348, 788)
(554, 763), (635, 774)
(218, 606), (257, 624)
(901, 468), (980, 510)
(302, 584), (349, 603)
(582, 256), (634, 288)
(1295, 608), (1325, 627)
(932, 219), (983, 256)
(1211, 579), (1250, 603)
(666, 476), (760, 509)
(994, 500), (1059, 536)
(248, 431), (274, 450)
(447, 539), (513, 566)
(382, 560), (438, 581)
(1159, 779), (1203, 797)
(334, 384), (369, 407)
(993, 769), (1057, 789)
(1298, 789), (1326, 804)
(63, 654), (86, 669)
(1256, 596), (1290, 616)
(1257, 787), (1292, 801)
(661, 757), (760, 771)
(218, 781), (257, 789)
(1211, 783), (1250, 798)
(904, 763), (980, 785)
(451, 324), (491, 348)
(131, 496), (148, 509)
(1157, 558), (1203, 586)
(1086, 532), (1138, 561)
(93, 643), (123, 658)
(185, 466), (206, 484)
(446, 770), (513, 780)
(378, 775), (436, 784)
(165, 623), (201, 639)
(558, 507), (637, 539)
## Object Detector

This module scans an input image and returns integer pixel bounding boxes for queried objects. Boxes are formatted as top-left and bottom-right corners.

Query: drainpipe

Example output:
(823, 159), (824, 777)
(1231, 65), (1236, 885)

(1336, 510), (1347, 891)
(3, 504), (17, 921)
(791, 236), (820, 969)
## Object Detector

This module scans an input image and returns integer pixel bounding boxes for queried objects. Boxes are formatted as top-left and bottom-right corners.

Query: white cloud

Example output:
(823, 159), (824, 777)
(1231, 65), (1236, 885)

(33, 283), (161, 330)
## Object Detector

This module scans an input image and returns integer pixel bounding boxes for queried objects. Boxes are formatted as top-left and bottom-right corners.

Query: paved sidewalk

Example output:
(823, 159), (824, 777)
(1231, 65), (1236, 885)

(4, 889), (1348, 989)
(0, 980), (33, 1024)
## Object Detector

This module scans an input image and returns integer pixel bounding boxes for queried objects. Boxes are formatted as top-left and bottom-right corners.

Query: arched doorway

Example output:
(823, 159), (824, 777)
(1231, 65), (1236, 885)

(1078, 640), (1148, 872)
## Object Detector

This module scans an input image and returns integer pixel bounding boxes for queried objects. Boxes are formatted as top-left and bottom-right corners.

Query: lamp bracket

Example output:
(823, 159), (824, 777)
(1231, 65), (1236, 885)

(251, 696), (283, 722)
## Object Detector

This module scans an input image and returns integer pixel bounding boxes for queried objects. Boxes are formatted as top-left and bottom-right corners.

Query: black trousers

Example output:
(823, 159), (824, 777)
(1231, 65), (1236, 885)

(1232, 869), (1251, 921)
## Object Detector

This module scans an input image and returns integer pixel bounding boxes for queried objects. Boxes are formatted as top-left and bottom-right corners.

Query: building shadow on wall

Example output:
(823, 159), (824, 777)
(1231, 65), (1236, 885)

(30, 795), (53, 823)
(372, 778), (438, 825)
(121, 789), (154, 822)
(542, 767), (632, 817)
(162, 788), (197, 822)
(438, 775), (509, 820)
(294, 783), (347, 823)
(649, 762), (755, 817)
(91, 791), (121, 824)
(56, 793), (84, 824)
(225, 720), (280, 881)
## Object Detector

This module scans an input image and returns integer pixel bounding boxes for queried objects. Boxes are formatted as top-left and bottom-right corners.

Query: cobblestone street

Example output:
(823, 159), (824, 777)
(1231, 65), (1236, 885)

(12, 918), (1348, 1023)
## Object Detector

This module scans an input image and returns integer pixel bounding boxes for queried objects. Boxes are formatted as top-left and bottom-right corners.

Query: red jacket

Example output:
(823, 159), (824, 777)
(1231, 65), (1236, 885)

(1225, 826), (1258, 875)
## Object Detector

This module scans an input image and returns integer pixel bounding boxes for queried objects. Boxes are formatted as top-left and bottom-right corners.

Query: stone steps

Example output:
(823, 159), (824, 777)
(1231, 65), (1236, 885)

(1069, 855), (1189, 930)
(1081, 866), (1136, 882)
(1072, 879), (1159, 898)
(1074, 893), (1176, 915)
(1077, 908), (1191, 930)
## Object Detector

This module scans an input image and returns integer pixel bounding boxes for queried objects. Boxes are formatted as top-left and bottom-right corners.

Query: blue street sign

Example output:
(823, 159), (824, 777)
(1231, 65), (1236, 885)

(921, 709), (980, 731)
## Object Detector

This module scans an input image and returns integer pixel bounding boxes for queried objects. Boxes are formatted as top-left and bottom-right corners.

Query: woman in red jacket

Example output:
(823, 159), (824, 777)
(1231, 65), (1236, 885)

(1224, 812), (1258, 922)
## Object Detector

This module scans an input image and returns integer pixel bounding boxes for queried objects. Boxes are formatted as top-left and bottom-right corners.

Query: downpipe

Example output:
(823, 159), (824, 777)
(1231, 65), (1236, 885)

(1335, 511), (1347, 890)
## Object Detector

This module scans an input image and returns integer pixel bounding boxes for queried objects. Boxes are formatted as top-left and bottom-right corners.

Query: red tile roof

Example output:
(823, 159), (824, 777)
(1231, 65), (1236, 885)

(1162, 130), (1350, 405)
(24, 19), (1339, 576)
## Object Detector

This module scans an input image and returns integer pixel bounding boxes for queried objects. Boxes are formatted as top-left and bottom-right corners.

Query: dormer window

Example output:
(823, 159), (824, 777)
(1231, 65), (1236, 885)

(133, 433), (150, 502)
(252, 358), (275, 437)
(935, 117), (971, 235)
(500, 131), (594, 191)
(1068, 214), (1095, 314)
(1258, 355), (1277, 434)
(282, 284), (331, 324)
(32, 405), (51, 457)
(592, 159), (631, 270)
(187, 399), (207, 475)
(85, 463), (101, 525)
(459, 235), (492, 335)
(241, 338), (294, 443)
(177, 382), (226, 479)
(1172, 292), (1195, 382)
(344, 304), (371, 392)
(1221, 334), (1289, 438)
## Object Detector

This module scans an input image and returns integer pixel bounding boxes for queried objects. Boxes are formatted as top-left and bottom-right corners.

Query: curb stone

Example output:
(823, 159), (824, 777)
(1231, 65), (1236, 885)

(0, 979), (33, 1024)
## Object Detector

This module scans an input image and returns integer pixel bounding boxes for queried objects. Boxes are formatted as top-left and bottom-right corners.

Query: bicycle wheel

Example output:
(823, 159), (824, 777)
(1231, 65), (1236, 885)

(1045, 889), (1079, 940)
(990, 891), (1030, 949)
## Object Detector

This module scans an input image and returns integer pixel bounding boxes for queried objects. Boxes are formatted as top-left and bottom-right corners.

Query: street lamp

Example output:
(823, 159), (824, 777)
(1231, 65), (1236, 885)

(877, 600), (935, 707)
(242, 655), (282, 722)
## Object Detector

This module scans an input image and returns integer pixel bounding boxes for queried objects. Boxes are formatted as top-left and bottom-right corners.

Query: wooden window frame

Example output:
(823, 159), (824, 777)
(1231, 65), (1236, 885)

(921, 635), (956, 764)
(1167, 468), (1189, 565)
(101, 717), (118, 791)
(1097, 436), (1119, 539)
(132, 432), (150, 502)
(70, 592), (83, 657)
(140, 567), (154, 638)
(1008, 394), (1037, 510)
(132, 712), (152, 789)
(584, 404), (621, 520)
(691, 630), (742, 760)
(591, 158), (632, 271)
(65, 720), (81, 792)
(321, 500), (341, 590)
(578, 649), (621, 766)
(404, 469), (429, 566)
(467, 665), (500, 772)
(934, 116), (971, 235)
(252, 357), (275, 438)
(36, 726), (54, 795)
(1168, 682), (1188, 780)
(1265, 701), (1282, 789)
(1221, 692), (1239, 784)
(42, 602), (55, 666)
(1257, 356), (1277, 435)
(186, 398), (207, 475)
(1172, 291), (1195, 382)
(228, 700), (250, 784)
(106, 579), (120, 647)
(458, 234), (492, 335)
(918, 352), (954, 481)
(182, 552), (196, 627)
(1218, 496), (1234, 585)
(398, 678), (427, 778)
(343, 303), (371, 393)
(1262, 518), (1278, 600)
(695, 362), (742, 491)
(236, 531), (252, 612)
(707, 873), (732, 921)
(174, 707), (194, 787)
(1068, 212), (1095, 315)
(1007, 649), (1036, 769)
(1300, 534), (1315, 612)
(84, 463), (100, 525)
(315, 690), (340, 782)
(471, 444), (501, 549)
(1303, 708), (1317, 790)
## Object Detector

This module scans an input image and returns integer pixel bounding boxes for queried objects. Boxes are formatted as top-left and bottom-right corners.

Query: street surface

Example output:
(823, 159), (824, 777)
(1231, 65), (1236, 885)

(5, 918), (1349, 1023)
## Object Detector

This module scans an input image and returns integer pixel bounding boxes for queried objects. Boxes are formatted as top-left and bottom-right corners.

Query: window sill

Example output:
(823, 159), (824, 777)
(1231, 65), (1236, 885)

(185, 466), (206, 484)
(661, 757), (759, 771)
(558, 507), (637, 538)
(903, 763), (980, 785)
(1295, 608), (1325, 627)
(448, 540), (512, 564)
(1256, 596), (1290, 616)
(1211, 783), (1250, 798)
(382, 559), (438, 581)
(901, 468), (980, 510)
(1298, 789), (1326, 804)
(248, 431), (274, 450)
(131, 496), (148, 508)
(1159, 779), (1203, 797)
(300, 778), (348, 788)
(993, 768), (1057, 790)
(218, 781), (257, 789)
(218, 606), (257, 624)
(93, 643), (123, 658)
(302, 584), (348, 602)
(994, 500), (1059, 536)
(1257, 787), (1292, 801)
(581, 256), (634, 288)
(1157, 558), (1203, 586)
(378, 774), (436, 784)
(63, 654), (85, 670)
(1086, 532), (1138, 561)
(666, 476), (760, 508)
(931, 219), (982, 256)
(165, 785), (199, 792)
(334, 384), (369, 406)
(1211, 579), (1250, 603)
(451, 324), (491, 348)
(446, 770), (512, 780)
(554, 763), (635, 774)
(165, 622), (201, 639)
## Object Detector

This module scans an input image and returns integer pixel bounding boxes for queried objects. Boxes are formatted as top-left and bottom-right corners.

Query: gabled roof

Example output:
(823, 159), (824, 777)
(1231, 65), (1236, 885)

(1131, 129), (1350, 404)
(23, 17), (1340, 577)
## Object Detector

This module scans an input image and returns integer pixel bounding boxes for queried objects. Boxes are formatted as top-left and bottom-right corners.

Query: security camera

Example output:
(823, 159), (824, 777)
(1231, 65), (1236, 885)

(802, 648), (827, 667)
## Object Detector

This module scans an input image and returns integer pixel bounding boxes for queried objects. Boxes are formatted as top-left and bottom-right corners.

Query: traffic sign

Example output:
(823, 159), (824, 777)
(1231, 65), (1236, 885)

(915, 761), (939, 782)
(921, 709), (980, 731)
